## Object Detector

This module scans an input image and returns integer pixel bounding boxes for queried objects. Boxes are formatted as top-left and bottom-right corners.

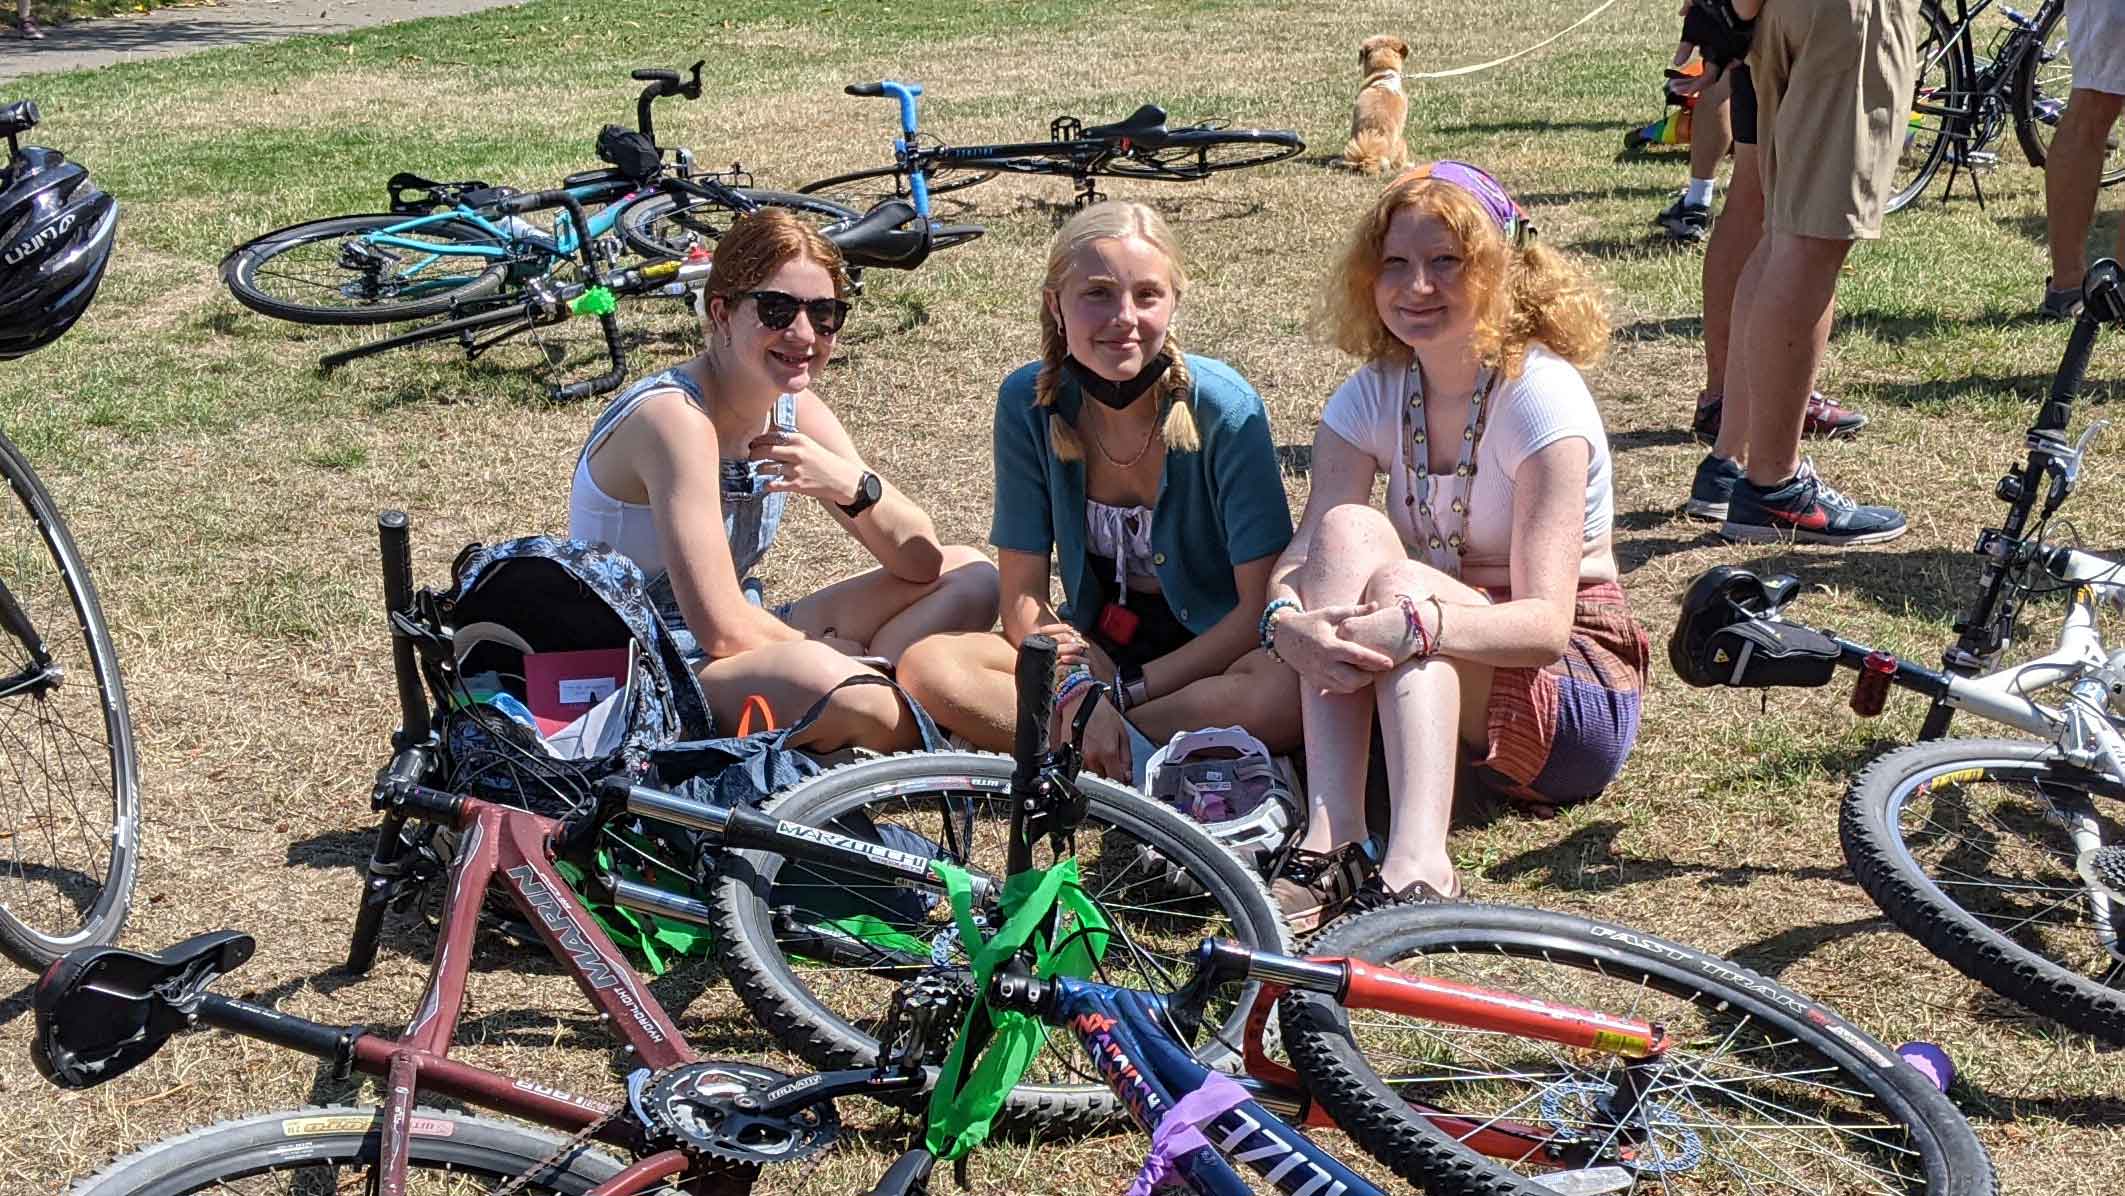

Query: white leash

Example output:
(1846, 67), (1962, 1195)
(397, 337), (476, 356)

(1407, 0), (1629, 79)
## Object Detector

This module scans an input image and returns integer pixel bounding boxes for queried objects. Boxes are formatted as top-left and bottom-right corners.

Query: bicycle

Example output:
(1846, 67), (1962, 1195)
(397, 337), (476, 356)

(797, 81), (1306, 211)
(0, 99), (142, 970)
(31, 610), (1993, 1195)
(1892, 0), (2124, 214)
(1671, 259), (2125, 1042)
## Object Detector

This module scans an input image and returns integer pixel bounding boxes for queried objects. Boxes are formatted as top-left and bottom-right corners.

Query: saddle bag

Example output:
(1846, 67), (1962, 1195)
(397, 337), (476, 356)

(595, 125), (663, 183)
(1697, 618), (1842, 689)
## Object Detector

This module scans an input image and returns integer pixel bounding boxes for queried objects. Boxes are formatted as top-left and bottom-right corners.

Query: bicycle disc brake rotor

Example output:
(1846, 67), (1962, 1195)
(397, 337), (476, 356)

(1539, 1079), (1704, 1176)
(636, 1061), (839, 1167)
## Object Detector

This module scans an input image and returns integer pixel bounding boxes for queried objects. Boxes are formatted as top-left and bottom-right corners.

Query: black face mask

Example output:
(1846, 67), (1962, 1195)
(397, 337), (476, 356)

(1064, 350), (1174, 410)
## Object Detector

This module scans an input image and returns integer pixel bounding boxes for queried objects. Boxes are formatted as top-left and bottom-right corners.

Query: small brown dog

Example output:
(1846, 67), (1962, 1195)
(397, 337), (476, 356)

(1339, 34), (1412, 175)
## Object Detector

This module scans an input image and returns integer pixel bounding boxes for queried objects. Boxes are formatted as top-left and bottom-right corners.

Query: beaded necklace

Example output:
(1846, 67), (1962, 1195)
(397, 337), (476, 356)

(1401, 360), (1499, 575)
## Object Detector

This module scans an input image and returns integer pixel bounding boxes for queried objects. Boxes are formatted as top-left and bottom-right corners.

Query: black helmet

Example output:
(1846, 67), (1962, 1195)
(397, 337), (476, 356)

(0, 132), (118, 361)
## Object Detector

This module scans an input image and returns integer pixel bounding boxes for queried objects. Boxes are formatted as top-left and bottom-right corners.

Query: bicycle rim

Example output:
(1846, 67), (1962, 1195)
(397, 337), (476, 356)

(1889, 3), (1963, 214)
(221, 213), (516, 325)
(1091, 128), (1304, 180)
(2013, 6), (2125, 183)
(617, 188), (861, 260)
(0, 433), (138, 969)
(710, 751), (1286, 1132)
(795, 163), (997, 213)
(1282, 904), (1993, 1196)
(1843, 738), (2125, 1043)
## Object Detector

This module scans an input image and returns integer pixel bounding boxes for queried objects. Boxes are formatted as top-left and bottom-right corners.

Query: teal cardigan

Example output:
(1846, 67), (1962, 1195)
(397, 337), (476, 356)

(989, 354), (1293, 636)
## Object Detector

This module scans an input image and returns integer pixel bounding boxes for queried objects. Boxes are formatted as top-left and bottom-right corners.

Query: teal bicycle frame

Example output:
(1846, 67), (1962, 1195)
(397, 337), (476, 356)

(362, 177), (646, 293)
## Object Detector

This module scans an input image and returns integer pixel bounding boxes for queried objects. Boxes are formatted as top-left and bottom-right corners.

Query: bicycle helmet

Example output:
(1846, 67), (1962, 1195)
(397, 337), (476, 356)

(1144, 726), (1297, 868)
(0, 138), (119, 361)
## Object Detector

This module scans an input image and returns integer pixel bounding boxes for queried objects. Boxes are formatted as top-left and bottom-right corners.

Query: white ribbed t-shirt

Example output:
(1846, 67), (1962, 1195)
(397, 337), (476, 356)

(1319, 344), (1613, 579)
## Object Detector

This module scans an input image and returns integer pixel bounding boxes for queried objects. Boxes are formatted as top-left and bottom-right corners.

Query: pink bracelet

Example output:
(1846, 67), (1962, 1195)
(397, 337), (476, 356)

(1395, 593), (1433, 659)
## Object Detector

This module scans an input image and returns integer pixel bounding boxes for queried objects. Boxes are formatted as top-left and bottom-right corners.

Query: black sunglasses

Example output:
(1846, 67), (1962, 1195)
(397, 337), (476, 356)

(744, 290), (851, 335)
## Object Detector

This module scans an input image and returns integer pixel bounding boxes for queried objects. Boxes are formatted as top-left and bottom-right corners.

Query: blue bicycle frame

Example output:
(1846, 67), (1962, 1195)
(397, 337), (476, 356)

(1053, 977), (1382, 1196)
(361, 178), (643, 284)
(870, 80), (934, 217)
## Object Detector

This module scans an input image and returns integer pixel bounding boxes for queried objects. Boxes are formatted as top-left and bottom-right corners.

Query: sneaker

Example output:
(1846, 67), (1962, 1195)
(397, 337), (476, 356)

(18, 17), (42, 37)
(2077, 845), (2125, 906)
(1351, 869), (1464, 914)
(1269, 842), (1373, 935)
(1653, 195), (1712, 243)
(1685, 453), (1744, 521)
(1720, 459), (1909, 546)
(1693, 392), (1868, 443)
(2040, 278), (2084, 322)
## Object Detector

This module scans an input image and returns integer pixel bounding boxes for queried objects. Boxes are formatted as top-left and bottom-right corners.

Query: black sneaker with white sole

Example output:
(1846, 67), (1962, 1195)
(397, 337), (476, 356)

(1653, 195), (1712, 243)
(1685, 452), (1743, 520)
(1720, 459), (1908, 546)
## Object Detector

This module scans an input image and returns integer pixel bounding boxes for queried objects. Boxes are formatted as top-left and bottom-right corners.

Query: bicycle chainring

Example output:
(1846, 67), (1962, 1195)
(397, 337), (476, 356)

(634, 1061), (839, 1168)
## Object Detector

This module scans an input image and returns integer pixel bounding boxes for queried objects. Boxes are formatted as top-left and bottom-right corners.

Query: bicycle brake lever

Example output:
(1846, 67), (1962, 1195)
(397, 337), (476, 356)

(684, 60), (705, 99)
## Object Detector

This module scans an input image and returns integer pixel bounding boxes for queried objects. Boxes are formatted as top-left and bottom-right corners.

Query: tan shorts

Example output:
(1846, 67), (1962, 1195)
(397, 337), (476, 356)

(1751, 0), (1922, 240)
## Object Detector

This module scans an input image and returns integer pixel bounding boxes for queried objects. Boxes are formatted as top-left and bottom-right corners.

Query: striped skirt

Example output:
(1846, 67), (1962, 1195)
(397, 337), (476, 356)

(1470, 580), (1650, 807)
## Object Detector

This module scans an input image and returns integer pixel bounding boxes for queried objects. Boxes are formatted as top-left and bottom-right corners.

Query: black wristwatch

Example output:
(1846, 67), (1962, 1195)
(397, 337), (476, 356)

(838, 470), (883, 517)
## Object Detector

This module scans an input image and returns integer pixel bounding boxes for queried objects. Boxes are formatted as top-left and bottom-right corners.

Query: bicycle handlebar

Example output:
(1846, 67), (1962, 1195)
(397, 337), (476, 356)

(633, 60), (705, 145)
(844, 80), (924, 138)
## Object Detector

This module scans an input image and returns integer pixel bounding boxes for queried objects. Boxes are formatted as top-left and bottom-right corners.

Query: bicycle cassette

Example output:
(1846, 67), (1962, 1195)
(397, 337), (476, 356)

(628, 1061), (839, 1167)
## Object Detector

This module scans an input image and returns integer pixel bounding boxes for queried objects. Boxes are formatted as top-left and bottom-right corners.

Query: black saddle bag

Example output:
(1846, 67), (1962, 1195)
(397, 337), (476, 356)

(1697, 618), (1842, 689)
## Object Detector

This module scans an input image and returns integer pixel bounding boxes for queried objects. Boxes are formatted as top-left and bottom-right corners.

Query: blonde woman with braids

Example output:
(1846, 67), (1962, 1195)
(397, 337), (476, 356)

(899, 201), (1298, 779)
(1262, 163), (1651, 930)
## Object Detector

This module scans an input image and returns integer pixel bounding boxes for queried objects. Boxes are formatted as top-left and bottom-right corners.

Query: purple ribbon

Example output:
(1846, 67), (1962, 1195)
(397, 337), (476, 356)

(1125, 1071), (1254, 1196)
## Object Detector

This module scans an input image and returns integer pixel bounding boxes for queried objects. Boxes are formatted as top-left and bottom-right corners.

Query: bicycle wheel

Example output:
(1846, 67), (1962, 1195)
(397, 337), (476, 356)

(0, 433), (139, 970)
(710, 750), (1288, 1135)
(1888, 1), (1965, 215)
(1843, 736), (2125, 1043)
(220, 213), (516, 326)
(1091, 127), (1305, 181)
(1282, 904), (1995, 1196)
(795, 162), (999, 212)
(2013, 3), (2125, 183)
(616, 188), (862, 261)
(66, 1105), (640, 1194)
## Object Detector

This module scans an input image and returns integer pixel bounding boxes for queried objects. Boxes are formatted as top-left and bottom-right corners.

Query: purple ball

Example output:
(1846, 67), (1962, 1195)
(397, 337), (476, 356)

(1896, 1041), (1954, 1092)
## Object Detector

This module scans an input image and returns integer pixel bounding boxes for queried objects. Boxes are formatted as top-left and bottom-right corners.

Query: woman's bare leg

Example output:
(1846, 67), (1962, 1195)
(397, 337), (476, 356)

(1285, 505), (1404, 854)
(895, 631), (1019, 749)
(699, 640), (920, 752)
(781, 545), (999, 664)
(1129, 650), (1301, 754)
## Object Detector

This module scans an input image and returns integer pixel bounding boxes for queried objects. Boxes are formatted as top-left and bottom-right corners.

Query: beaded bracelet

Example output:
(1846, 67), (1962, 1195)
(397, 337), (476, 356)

(1056, 666), (1099, 710)
(1395, 593), (1433, 659)
(1259, 597), (1301, 660)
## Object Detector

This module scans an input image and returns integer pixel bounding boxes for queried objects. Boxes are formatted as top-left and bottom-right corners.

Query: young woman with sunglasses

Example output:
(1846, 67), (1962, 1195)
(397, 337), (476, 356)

(569, 209), (997, 750)
(898, 201), (1299, 781)
(1261, 163), (1650, 930)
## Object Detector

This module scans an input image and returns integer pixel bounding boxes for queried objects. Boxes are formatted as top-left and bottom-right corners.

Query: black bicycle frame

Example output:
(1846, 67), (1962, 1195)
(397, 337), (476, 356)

(1916, 0), (2060, 206)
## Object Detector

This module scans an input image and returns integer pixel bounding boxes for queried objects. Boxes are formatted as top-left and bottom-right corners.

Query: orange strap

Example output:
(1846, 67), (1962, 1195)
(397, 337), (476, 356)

(735, 694), (777, 737)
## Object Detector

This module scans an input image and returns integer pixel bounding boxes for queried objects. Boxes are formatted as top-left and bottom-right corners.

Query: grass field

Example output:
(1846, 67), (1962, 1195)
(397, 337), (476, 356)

(6, 0), (2124, 1190)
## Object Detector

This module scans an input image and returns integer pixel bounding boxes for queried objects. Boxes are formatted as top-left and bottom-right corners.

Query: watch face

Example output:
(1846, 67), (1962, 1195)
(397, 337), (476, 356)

(861, 472), (882, 502)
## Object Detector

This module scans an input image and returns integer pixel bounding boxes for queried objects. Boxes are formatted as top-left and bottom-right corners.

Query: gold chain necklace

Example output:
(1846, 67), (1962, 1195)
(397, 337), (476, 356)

(1089, 406), (1161, 468)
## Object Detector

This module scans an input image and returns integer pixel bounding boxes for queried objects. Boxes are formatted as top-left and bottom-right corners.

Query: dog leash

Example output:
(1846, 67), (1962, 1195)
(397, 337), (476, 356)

(1407, 0), (1627, 79)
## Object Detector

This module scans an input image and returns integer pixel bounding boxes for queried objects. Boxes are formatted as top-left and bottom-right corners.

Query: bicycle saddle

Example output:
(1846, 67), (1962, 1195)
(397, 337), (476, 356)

(827, 199), (971, 271)
(33, 930), (254, 1090)
(1080, 104), (1170, 149)
(1668, 565), (1803, 687)
(0, 99), (39, 139)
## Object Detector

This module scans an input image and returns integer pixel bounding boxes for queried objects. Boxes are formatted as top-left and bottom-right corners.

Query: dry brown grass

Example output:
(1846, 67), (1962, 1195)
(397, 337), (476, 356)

(6, 0), (2125, 1189)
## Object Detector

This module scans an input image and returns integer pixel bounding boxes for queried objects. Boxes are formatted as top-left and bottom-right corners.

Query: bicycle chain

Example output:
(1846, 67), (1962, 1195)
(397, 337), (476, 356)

(491, 1067), (675, 1196)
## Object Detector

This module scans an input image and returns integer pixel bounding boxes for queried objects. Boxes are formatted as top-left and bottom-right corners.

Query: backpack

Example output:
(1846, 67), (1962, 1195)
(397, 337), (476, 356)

(418, 535), (714, 818)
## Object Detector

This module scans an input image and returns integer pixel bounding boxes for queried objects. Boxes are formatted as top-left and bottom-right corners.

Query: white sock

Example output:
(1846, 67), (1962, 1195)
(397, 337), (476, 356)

(1683, 176), (1716, 207)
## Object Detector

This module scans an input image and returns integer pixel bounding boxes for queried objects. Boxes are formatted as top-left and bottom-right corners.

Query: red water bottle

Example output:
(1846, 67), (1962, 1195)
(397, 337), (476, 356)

(1851, 650), (1896, 716)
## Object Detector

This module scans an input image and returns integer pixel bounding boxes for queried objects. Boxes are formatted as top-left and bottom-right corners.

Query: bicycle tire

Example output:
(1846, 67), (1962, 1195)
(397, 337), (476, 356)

(616, 188), (862, 261)
(1888, 1), (1964, 215)
(795, 163), (999, 212)
(65, 1105), (633, 1195)
(1089, 127), (1305, 181)
(220, 213), (515, 326)
(0, 432), (139, 970)
(1281, 903), (1995, 1196)
(2013, 3), (2125, 183)
(709, 750), (1288, 1134)
(1843, 736), (2125, 1043)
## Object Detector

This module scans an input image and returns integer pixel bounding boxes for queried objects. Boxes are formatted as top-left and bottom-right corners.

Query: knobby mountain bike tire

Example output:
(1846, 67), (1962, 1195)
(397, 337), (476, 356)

(1088, 126), (1305, 180)
(1843, 737), (2125, 1044)
(794, 163), (999, 212)
(1889, 1), (1963, 215)
(2013, 3), (2125, 184)
(710, 750), (1288, 1135)
(64, 1106), (634, 1195)
(220, 213), (515, 326)
(0, 432), (139, 970)
(1281, 903), (1996, 1196)
(616, 188), (862, 261)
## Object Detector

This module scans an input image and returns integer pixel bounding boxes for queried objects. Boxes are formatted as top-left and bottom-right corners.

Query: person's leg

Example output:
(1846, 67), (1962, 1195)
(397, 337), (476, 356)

(1705, 143), (1764, 451)
(1739, 232), (1851, 487)
(2045, 88), (2125, 301)
(1657, 75), (1733, 242)
(778, 545), (999, 665)
(893, 630), (1018, 749)
(1283, 505), (1400, 854)
(699, 640), (922, 752)
(17, 0), (41, 37)
(1129, 648), (1303, 753)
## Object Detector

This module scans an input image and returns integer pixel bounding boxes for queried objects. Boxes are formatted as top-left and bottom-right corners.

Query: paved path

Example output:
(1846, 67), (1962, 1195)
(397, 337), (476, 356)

(1, 0), (525, 83)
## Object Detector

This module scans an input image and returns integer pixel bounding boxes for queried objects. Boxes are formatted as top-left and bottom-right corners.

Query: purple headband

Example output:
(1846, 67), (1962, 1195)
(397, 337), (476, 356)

(1399, 160), (1533, 245)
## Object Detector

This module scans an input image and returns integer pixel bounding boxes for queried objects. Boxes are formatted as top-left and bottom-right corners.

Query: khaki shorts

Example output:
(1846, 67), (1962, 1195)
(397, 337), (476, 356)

(2068, 0), (2125, 97)
(1751, 0), (1922, 239)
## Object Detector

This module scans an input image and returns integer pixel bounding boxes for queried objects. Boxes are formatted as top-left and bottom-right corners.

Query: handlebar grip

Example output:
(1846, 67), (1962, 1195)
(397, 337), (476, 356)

(1013, 635), (1059, 775)
(2049, 308), (2103, 414)
(846, 82), (886, 97)
(554, 368), (625, 403)
(631, 67), (680, 84)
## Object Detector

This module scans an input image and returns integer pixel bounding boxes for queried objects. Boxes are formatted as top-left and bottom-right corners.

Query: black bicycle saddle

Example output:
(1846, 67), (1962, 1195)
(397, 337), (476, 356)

(1080, 104), (1169, 148)
(33, 931), (254, 1090)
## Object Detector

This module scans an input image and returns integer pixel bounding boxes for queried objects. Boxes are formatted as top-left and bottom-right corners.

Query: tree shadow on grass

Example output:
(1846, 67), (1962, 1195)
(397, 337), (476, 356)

(1854, 368), (2122, 409)
(1435, 118), (1636, 136)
